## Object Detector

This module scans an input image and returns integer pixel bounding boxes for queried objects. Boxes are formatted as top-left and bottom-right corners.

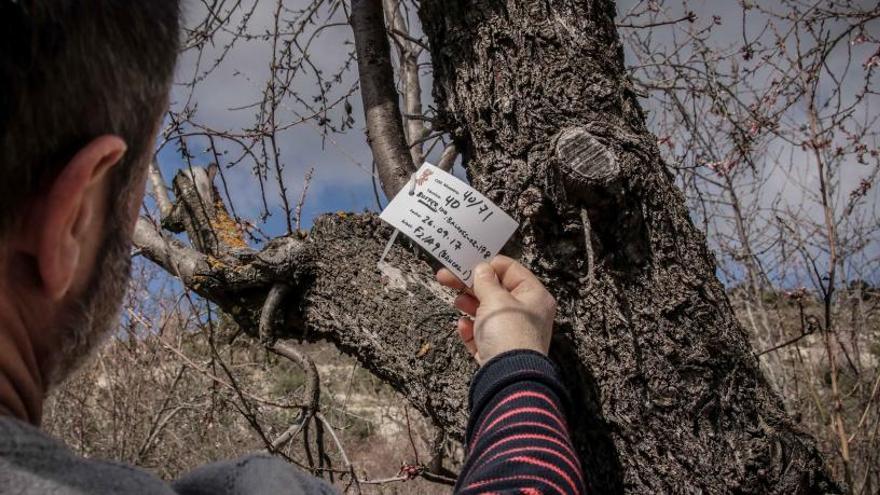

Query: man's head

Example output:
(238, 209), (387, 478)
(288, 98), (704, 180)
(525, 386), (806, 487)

(0, 0), (181, 414)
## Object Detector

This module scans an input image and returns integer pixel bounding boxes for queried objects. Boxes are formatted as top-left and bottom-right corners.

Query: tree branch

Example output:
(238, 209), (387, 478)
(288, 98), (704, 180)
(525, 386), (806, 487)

(383, 0), (427, 166)
(137, 210), (473, 437)
(134, 218), (207, 287)
(437, 143), (458, 172)
(270, 341), (320, 415)
(148, 161), (174, 220)
(351, 0), (416, 197)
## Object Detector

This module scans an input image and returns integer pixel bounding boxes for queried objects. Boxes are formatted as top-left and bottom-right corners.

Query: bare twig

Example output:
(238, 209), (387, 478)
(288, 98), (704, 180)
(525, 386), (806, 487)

(295, 167), (315, 232)
(616, 12), (696, 29)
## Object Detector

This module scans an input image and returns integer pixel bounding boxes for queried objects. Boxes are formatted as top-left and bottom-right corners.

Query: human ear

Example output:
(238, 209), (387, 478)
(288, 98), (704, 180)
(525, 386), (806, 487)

(35, 135), (127, 301)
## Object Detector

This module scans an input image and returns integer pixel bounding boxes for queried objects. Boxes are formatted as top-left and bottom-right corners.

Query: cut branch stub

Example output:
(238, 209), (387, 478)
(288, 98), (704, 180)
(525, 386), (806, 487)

(554, 128), (649, 270)
(163, 165), (247, 257)
(555, 127), (621, 199)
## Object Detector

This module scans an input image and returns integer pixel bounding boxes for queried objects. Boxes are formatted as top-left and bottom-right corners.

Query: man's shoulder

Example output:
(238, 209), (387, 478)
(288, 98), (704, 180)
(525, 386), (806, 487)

(0, 416), (176, 495)
(0, 417), (339, 495)
(172, 453), (338, 495)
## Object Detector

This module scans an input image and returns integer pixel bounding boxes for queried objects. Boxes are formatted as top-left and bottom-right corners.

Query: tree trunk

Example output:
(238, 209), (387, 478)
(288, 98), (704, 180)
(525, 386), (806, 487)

(136, 0), (840, 492)
(411, 0), (838, 493)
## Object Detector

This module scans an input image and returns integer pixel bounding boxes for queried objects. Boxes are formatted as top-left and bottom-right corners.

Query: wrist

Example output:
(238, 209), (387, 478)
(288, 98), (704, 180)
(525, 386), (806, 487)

(469, 349), (559, 408)
(480, 343), (547, 365)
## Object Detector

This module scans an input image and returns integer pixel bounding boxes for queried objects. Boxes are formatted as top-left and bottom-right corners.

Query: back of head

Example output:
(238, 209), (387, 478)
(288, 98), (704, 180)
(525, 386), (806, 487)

(0, 0), (183, 399)
(0, 0), (182, 236)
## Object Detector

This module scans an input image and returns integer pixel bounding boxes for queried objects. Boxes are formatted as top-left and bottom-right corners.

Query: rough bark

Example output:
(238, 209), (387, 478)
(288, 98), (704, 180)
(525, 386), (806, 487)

(137, 212), (476, 428)
(135, 0), (841, 493)
(412, 0), (839, 493)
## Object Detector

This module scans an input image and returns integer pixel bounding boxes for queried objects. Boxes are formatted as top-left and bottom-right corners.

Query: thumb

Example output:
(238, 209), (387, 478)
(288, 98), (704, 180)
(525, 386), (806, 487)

(472, 262), (506, 302)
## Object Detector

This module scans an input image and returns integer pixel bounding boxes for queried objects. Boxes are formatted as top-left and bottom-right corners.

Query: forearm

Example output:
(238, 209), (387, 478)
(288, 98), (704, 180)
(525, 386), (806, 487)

(455, 350), (585, 495)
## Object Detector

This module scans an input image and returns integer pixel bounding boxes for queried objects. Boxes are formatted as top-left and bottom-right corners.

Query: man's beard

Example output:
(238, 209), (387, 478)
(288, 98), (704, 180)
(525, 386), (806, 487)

(47, 220), (133, 389)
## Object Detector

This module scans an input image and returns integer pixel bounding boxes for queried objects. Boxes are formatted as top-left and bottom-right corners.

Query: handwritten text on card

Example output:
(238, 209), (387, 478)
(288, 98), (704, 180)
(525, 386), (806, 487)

(379, 163), (519, 285)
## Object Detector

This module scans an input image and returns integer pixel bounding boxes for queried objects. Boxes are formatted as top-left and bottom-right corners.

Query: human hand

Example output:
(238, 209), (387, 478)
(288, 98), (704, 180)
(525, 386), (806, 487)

(435, 256), (557, 365)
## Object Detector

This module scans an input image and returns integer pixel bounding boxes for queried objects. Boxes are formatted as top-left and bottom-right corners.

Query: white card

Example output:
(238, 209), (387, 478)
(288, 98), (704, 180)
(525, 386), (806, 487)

(380, 163), (519, 286)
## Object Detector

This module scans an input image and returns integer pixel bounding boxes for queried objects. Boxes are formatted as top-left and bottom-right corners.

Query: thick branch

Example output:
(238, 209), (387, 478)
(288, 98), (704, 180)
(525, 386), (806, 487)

(269, 341), (320, 414)
(134, 216), (308, 321)
(134, 218), (207, 287)
(351, 0), (416, 197)
(138, 152), (470, 440)
(436, 143), (458, 172)
(259, 283), (292, 343)
(148, 161), (174, 220)
(383, 0), (427, 165)
(137, 212), (473, 435)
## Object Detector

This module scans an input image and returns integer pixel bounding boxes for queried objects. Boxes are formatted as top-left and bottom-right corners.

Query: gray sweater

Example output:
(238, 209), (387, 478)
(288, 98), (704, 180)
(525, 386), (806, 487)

(0, 416), (337, 494)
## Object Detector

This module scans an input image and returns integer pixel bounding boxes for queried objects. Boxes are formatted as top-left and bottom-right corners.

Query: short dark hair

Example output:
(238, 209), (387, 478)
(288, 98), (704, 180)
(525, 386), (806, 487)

(0, 0), (181, 235)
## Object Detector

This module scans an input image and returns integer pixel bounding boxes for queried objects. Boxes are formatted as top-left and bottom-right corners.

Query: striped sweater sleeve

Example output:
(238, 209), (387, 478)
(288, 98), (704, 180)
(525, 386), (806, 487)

(454, 350), (586, 495)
